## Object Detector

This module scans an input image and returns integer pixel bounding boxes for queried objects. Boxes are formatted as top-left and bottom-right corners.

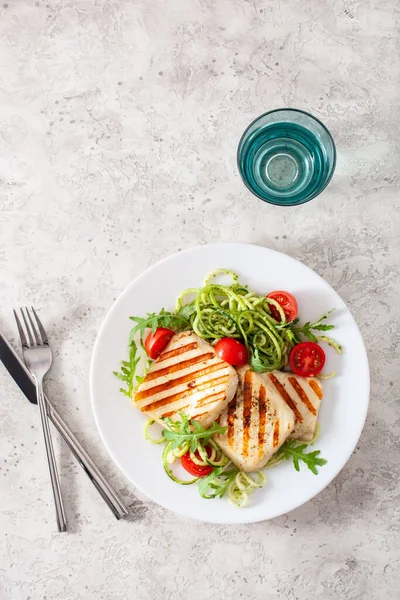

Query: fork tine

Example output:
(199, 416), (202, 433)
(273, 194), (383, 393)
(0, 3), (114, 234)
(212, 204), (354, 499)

(26, 307), (41, 345)
(31, 307), (48, 344)
(21, 308), (35, 346)
(13, 309), (28, 347)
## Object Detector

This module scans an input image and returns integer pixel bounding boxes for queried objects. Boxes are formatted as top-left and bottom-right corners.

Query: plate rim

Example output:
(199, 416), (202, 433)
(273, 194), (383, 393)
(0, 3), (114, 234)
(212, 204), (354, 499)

(90, 242), (370, 524)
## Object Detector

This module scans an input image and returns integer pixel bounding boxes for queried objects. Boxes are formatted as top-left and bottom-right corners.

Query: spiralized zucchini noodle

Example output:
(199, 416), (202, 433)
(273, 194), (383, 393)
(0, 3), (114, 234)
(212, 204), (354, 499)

(135, 270), (339, 508)
(155, 421), (268, 506)
(318, 372), (336, 380)
(144, 419), (321, 508)
(176, 270), (293, 372)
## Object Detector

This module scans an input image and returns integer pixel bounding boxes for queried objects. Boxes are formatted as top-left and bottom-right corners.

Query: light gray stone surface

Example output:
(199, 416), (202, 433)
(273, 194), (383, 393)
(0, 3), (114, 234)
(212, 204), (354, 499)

(1, 0), (399, 598)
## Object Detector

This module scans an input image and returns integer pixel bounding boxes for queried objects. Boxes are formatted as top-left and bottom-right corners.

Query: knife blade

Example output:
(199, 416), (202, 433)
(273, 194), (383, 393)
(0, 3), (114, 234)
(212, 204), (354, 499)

(0, 329), (129, 520)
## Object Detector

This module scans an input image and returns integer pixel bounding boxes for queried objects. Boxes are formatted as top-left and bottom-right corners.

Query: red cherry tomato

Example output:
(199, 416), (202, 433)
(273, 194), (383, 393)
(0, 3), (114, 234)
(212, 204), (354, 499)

(214, 337), (248, 366)
(267, 291), (298, 323)
(181, 447), (213, 477)
(144, 327), (175, 360)
(289, 342), (326, 377)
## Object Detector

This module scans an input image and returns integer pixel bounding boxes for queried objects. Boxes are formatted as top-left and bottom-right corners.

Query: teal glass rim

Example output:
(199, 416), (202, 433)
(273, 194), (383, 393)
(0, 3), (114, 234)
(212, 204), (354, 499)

(237, 108), (337, 206)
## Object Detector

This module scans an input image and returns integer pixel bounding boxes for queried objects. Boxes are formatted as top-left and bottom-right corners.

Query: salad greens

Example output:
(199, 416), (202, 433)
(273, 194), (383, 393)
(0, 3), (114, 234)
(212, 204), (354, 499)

(114, 270), (340, 396)
(162, 414), (227, 452)
(113, 311), (190, 395)
(129, 309), (190, 343)
(113, 341), (140, 397)
(274, 439), (327, 475)
(158, 414), (327, 507)
(114, 270), (338, 507)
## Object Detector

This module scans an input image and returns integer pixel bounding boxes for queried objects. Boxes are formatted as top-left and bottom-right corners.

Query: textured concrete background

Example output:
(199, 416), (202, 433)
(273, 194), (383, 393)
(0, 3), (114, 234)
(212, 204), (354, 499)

(1, 1), (399, 598)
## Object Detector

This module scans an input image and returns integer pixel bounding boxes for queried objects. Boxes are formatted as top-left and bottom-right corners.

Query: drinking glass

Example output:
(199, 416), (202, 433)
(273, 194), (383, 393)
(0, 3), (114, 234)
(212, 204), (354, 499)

(237, 108), (336, 206)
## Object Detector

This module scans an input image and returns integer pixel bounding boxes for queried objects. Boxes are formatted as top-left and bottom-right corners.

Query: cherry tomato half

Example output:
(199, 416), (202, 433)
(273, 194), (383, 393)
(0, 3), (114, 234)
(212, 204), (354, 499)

(214, 337), (248, 366)
(289, 342), (326, 377)
(144, 327), (175, 360)
(181, 447), (213, 477)
(267, 291), (298, 323)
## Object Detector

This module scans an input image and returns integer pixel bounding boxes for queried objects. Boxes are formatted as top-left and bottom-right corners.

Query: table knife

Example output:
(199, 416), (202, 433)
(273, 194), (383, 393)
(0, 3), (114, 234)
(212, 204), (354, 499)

(0, 330), (129, 520)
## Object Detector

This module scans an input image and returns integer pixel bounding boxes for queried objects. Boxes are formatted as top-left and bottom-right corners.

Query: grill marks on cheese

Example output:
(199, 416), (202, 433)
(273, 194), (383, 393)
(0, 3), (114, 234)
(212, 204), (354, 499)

(215, 368), (323, 471)
(267, 371), (323, 442)
(215, 367), (295, 472)
(257, 385), (268, 458)
(135, 364), (228, 402)
(133, 332), (238, 428)
(288, 377), (316, 416)
(134, 331), (323, 467)
(143, 352), (215, 382)
(272, 416), (280, 448)
(227, 397), (236, 447)
(268, 373), (303, 423)
(156, 342), (198, 363)
(242, 370), (253, 458)
(309, 379), (323, 399)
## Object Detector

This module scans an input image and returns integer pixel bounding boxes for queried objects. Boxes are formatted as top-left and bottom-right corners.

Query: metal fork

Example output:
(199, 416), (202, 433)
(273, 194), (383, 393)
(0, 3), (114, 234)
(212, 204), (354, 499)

(13, 307), (67, 532)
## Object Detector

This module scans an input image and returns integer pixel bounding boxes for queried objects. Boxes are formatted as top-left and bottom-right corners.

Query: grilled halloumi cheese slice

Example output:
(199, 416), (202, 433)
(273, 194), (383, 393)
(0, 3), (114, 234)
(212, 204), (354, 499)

(266, 370), (323, 442)
(133, 332), (238, 428)
(215, 367), (295, 472)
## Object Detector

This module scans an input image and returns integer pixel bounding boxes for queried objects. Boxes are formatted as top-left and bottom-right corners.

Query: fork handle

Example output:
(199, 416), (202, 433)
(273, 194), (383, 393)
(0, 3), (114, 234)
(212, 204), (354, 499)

(44, 401), (129, 519)
(36, 378), (67, 532)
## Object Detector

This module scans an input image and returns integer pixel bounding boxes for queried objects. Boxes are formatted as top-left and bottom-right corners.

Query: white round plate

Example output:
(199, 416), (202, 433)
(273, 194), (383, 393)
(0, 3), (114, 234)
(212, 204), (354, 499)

(90, 243), (370, 524)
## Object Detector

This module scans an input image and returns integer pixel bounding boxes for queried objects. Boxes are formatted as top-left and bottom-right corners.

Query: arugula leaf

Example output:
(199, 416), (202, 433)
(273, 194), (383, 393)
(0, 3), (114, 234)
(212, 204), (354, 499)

(312, 309), (336, 324)
(176, 301), (197, 322)
(295, 312), (334, 340)
(312, 324), (335, 332)
(198, 465), (238, 499)
(113, 341), (140, 397)
(162, 414), (227, 452)
(129, 309), (190, 343)
(114, 309), (190, 398)
(278, 310), (337, 346)
(276, 317), (299, 330)
(249, 346), (281, 373)
(301, 329), (319, 343)
(278, 440), (327, 475)
(249, 353), (271, 373)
